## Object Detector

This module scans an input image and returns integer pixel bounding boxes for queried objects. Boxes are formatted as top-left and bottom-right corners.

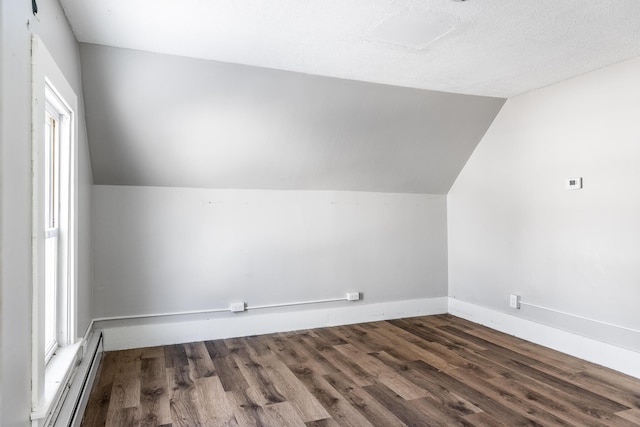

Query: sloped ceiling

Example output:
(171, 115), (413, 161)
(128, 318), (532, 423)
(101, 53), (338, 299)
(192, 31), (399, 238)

(80, 44), (504, 193)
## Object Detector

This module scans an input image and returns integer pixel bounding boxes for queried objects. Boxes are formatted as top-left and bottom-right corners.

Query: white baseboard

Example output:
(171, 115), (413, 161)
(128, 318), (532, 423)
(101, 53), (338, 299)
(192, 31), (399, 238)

(448, 298), (640, 379)
(91, 296), (640, 380)
(98, 297), (449, 351)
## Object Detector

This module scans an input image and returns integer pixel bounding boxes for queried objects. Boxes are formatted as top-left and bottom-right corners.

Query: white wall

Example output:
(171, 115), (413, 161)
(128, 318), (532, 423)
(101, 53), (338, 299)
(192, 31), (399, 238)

(0, 0), (93, 425)
(93, 186), (447, 318)
(448, 56), (640, 352)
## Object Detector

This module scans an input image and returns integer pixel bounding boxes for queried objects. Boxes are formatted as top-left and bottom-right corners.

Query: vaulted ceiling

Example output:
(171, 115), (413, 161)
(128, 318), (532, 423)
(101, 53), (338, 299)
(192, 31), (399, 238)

(62, 0), (640, 193)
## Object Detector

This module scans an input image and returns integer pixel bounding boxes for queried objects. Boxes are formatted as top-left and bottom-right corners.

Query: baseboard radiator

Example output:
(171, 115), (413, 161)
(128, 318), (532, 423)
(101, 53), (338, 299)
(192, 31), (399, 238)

(51, 331), (103, 426)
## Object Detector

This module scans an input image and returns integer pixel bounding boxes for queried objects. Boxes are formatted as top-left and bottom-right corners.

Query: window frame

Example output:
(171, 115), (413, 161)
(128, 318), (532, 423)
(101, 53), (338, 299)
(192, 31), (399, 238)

(31, 34), (79, 424)
(43, 88), (75, 364)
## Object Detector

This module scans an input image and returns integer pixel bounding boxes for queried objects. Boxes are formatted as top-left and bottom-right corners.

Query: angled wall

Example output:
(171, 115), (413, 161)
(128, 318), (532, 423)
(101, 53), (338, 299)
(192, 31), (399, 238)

(80, 43), (504, 194)
(448, 56), (640, 354)
(85, 45), (503, 332)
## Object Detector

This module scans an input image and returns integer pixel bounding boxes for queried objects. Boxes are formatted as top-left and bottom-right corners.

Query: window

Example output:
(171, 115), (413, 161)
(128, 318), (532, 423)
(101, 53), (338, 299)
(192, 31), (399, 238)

(43, 87), (74, 364)
(31, 35), (79, 424)
(44, 106), (60, 362)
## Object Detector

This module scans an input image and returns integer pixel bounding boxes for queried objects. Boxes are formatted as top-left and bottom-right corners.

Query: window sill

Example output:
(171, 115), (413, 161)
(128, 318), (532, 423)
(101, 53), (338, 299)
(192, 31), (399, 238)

(31, 342), (82, 422)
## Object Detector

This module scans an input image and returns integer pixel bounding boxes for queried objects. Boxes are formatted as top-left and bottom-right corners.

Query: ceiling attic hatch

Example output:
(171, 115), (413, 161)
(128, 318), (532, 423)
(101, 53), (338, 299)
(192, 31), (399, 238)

(366, 9), (460, 50)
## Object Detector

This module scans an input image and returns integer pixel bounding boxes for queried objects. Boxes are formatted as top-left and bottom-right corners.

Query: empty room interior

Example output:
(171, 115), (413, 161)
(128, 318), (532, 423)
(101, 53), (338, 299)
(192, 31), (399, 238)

(2, 0), (640, 425)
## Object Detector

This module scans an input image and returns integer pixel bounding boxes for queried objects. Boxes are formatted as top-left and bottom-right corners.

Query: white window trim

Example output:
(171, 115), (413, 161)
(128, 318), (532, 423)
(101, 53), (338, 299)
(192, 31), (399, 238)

(44, 84), (75, 362)
(31, 34), (79, 426)
(44, 105), (60, 364)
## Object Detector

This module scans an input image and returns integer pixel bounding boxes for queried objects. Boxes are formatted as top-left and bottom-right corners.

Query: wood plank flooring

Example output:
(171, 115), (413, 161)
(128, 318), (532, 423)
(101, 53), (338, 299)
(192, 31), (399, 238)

(81, 314), (640, 426)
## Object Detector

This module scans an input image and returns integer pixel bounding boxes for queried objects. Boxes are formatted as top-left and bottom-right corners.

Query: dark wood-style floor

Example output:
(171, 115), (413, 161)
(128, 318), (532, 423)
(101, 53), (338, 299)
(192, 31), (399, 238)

(81, 314), (640, 426)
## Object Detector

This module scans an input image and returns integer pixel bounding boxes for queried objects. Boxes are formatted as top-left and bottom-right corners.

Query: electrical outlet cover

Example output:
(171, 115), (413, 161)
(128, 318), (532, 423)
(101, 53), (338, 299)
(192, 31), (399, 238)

(230, 302), (245, 312)
(509, 294), (521, 309)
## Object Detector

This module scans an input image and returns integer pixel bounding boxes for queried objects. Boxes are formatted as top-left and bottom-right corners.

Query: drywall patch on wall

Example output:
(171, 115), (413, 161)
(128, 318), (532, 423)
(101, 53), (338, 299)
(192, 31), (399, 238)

(93, 186), (448, 319)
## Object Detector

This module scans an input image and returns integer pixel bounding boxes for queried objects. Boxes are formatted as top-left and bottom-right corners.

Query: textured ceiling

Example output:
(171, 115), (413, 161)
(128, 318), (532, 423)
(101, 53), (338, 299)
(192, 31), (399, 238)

(61, 0), (640, 97)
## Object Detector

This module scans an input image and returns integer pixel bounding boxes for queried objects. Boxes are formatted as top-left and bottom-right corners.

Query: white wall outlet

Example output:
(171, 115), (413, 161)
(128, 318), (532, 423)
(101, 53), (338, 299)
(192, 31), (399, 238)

(346, 292), (360, 301)
(230, 302), (245, 312)
(509, 294), (521, 309)
(566, 177), (582, 190)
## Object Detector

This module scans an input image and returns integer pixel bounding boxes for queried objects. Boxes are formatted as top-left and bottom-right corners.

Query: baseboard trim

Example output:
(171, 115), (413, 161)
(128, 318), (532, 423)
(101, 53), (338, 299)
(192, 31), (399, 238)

(98, 297), (449, 351)
(448, 298), (640, 379)
(88, 297), (639, 380)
